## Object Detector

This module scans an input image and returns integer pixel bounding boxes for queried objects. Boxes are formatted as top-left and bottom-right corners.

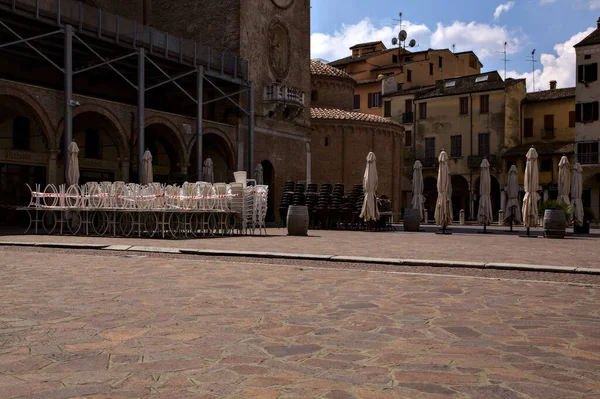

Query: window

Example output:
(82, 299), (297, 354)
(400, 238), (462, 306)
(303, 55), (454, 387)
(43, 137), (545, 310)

(404, 56), (414, 62)
(368, 92), (381, 108)
(445, 80), (456, 88)
(478, 133), (490, 156)
(353, 94), (360, 110)
(577, 142), (599, 165)
(12, 116), (30, 150)
(438, 56), (443, 68)
(569, 111), (576, 128)
(405, 99), (413, 112)
(578, 63), (598, 83)
(85, 128), (101, 159)
(384, 101), (392, 117)
(324, 136), (330, 147)
(543, 114), (555, 139)
(480, 94), (489, 113)
(311, 90), (318, 102)
(407, 69), (412, 82)
(429, 63), (433, 75)
(475, 75), (489, 83)
(419, 102), (427, 119)
(524, 118), (534, 138)
(576, 102), (600, 122)
(392, 54), (398, 63)
(459, 97), (469, 115)
(405, 130), (412, 147)
(451, 135), (462, 158)
(425, 137), (435, 160)
(540, 159), (553, 172)
(585, 54), (592, 60)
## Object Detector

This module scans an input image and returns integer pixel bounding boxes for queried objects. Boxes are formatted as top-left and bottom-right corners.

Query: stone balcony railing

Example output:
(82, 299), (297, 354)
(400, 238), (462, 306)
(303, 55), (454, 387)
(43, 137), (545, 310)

(263, 82), (305, 119)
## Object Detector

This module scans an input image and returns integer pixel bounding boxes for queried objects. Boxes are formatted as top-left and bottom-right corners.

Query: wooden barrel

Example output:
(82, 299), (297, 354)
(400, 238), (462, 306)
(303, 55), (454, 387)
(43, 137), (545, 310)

(543, 209), (566, 239)
(287, 205), (309, 236)
(403, 208), (421, 232)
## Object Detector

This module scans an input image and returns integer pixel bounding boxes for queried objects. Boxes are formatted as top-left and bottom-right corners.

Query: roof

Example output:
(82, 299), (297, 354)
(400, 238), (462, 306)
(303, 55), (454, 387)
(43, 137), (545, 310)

(328, 48), (398, 67)
(349, 41), (386, 50)
(415, 72), (525, 100)
(310, 60), (354, 81)
(311, 107), (402, 127)
(382, 85), (437, 98)
(522, 87), (576, 103)
(356, 78), (382, 85)
(574, 26), (600, 47)
(504, 142), (574, 157)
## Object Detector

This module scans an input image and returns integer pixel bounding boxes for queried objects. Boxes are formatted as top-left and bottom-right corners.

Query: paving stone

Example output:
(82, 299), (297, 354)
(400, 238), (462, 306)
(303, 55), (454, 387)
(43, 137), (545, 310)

(264, 344), (322, 357)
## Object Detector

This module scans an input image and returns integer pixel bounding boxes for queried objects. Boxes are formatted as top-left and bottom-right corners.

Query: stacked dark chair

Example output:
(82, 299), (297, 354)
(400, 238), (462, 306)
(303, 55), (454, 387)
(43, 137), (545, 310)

(306, 183), (319, 228)
(279, 180), (295, 226)
(329, 184), (345, 229)
(315, 183), (332, 229)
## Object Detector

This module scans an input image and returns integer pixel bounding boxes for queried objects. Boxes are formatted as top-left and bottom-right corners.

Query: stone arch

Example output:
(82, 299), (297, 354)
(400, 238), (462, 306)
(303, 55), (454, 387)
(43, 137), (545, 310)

(56, 104), (129, 158)
(144, 116), (187, 160)
(423, 176), (437, 221)
(142, 120), (187, 183)
(451, 174), (470, 220)
(188, 129), (236, 182)
(0, 86), (55, 149)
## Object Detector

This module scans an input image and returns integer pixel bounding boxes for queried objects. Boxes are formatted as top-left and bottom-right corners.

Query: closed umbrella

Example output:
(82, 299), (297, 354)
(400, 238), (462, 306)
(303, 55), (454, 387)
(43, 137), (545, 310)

(360, 152), (379, 224)
(141, 149), (153, 185)
(477, 158), (493, 232)
(411, 160), (425, 221)
(66, 141), (80, 187)
(571, 162), (584, 227)
(203, 158), (214, 183)
(504, 164), (522, 229)
(255, 163), (264, 185)
(435, 150), (452, 232)
(521, 147), (540, 236)
(558, 156), (571, 205)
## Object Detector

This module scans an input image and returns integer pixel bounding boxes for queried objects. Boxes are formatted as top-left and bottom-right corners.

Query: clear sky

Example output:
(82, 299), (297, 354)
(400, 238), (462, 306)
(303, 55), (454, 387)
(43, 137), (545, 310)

(310, 0), (597, 91)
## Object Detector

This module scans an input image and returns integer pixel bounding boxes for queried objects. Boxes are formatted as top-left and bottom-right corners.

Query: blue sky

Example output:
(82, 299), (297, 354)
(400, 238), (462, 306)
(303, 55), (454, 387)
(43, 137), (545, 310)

(310, 0), (598, 91)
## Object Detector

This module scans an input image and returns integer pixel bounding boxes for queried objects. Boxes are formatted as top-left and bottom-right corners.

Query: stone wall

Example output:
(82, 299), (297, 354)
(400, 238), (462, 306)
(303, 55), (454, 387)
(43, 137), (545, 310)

(311, 77), (355, 111)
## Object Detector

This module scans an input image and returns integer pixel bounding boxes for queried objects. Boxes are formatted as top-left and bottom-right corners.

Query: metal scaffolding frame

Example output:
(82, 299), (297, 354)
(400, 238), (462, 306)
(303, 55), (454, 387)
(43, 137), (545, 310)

(0, 0), (255, 182)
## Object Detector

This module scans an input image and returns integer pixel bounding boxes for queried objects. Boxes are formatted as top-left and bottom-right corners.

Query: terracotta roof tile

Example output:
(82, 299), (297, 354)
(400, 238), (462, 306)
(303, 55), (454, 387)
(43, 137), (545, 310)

(310, 60), (354, 81)
(415, 72), (525, 99)
(311, 107), (402, 126)
(328, 48), (397, 67)
(350, 41), (386, 49)
(523, 88), (576, 103)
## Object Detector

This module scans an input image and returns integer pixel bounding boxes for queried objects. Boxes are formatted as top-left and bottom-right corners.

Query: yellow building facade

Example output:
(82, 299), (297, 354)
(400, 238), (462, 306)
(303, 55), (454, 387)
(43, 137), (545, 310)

(503, 85), (576, 204)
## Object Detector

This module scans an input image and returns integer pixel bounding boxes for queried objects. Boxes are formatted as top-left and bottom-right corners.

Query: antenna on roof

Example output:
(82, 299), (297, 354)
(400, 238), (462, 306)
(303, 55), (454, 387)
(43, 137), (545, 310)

(527, 49), (537, 92)
(452, 44), (455, 53)
(495, 41), (510, 80)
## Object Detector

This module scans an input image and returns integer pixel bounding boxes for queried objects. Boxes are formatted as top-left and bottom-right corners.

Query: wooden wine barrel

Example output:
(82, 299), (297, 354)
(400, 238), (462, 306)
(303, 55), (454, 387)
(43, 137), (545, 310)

(403, 208), (421, 232)
(543, 209), (566, 239)
(287, 205), (309, 236)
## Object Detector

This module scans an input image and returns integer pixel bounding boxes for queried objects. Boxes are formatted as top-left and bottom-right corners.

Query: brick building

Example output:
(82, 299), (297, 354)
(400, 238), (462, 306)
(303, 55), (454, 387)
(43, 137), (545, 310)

(0, 0), (310, 224)
(310, 60), (405, 216)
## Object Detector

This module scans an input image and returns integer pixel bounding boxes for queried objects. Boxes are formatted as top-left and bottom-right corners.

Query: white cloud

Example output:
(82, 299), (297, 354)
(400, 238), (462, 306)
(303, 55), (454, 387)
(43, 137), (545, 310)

(590, 0), (600, 8)
(541, 0), (600, 8)
(494, 1), (515, 19)
(311, 18), (522, 63)
(503, 27), (594, 92)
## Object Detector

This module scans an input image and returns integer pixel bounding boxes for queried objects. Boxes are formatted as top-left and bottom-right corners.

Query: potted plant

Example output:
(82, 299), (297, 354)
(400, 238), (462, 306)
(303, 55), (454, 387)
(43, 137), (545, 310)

(538, 200), (572, 239)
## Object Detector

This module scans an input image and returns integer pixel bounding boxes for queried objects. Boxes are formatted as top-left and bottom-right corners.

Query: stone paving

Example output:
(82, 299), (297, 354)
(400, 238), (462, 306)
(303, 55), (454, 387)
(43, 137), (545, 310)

(0, 249), (599, 398)
(2, 224), (600, 268)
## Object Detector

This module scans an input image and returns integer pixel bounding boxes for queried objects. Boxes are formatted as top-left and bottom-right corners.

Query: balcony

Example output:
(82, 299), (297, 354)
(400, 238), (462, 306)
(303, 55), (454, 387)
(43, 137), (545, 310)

(263, 82), (305, 119)
(468, 155), (497, 169)
(401, 112), (414, 124)
(576, 152), (600, 165)
(542, 128), (555, 140)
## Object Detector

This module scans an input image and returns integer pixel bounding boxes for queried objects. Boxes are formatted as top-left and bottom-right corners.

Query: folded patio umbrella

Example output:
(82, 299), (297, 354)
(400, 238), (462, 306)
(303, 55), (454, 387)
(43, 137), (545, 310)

(434, 150), (453, 228)
(571, 162), (584, 227)
(411, 160), (425, 221)
(558, 155), (571, 205)
(360, 152), (379, 222)
(504, 164), (522, 224)
(522, 147), (539, 228)
(141, 149), (153, 185)
(477, 158), (493, 226)
(66, 141), (80, 187)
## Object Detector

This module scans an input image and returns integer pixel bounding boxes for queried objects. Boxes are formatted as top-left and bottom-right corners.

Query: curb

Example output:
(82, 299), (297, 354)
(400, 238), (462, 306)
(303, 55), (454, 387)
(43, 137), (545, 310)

(0, 241), (598, 275)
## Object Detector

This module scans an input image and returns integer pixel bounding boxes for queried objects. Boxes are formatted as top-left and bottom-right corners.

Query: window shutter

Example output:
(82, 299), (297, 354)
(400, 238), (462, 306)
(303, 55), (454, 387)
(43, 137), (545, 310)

(576, 103), (582, 122)
(368, 93), (373, 108)
(384, 101), (391, 117)
(578, 65), (584, 83)
(569, 111), (576, 127)
(587, 63), (598, 82)
(594, 101), (599, 121)
(544, 114), (554, 129)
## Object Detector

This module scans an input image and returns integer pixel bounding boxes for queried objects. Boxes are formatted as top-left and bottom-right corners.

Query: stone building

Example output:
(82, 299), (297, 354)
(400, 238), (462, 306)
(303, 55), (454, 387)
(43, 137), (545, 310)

(504, 84), (576, 205)
(328, 41), (482, 116)
(0, 0), (310, 224)
(384, 71), (526, 220)
(310, 60), (405, 216)
(574, 18), (600, 220)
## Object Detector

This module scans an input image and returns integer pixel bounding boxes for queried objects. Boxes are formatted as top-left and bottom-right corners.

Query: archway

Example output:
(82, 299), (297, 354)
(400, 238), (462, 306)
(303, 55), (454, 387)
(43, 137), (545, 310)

(58, 111), (124, 184)
(189, 132), (235, 182)
(451, 175), (470, 221)
(423, 176), (437, 221)
(261, 160), (275, 222)
(136, 123), (185, 184)
(0, 95), (51, 225)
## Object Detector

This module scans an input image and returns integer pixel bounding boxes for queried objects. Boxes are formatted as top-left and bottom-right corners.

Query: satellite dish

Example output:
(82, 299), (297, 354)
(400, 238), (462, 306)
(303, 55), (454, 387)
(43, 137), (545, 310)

(409, 39), (416, 48)
(399, 30), (407, 41)
(391, 37), (398, 46)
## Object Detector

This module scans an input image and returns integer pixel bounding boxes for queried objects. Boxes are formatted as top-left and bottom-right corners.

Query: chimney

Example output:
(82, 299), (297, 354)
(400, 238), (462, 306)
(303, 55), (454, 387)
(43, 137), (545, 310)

(550, 80), (557, 90)
(597, 17), (600, 29)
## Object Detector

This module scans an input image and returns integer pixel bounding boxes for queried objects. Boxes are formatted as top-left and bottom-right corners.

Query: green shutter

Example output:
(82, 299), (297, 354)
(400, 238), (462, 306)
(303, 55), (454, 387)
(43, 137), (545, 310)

(578, 65), (584, 83)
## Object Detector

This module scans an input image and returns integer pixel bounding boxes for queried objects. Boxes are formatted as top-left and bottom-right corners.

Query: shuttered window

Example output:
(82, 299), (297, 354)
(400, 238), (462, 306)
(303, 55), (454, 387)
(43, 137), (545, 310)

(524, 118), (533, 138)
(459, 97), (468, 115)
